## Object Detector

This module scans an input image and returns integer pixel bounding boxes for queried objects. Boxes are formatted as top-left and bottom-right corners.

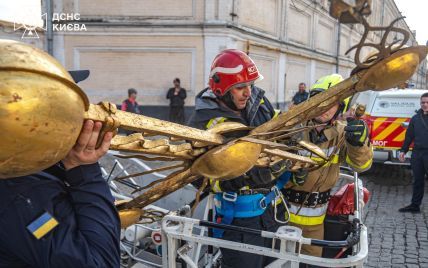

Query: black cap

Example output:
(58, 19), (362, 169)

(68, 70), (90, 83)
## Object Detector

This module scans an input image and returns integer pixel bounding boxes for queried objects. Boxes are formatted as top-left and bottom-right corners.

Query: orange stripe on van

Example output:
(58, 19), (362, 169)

(393, 129), (406, 142)
(373, 118), (407, 141)
(372, 117), (387, 132)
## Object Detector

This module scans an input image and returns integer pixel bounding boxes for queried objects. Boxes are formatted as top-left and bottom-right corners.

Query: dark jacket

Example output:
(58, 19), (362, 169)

(166, 88), (187, 107)
(188, 86), (276, 192)
(121, 98), (141, 114)
(0, 163), (121, 268)
(292, 91), (309, 105)
(401, 109), (428, 153)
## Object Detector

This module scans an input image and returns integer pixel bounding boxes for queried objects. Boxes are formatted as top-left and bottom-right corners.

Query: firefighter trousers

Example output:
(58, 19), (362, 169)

(289, 222), (324, 257)
(276, 205), (325, 257)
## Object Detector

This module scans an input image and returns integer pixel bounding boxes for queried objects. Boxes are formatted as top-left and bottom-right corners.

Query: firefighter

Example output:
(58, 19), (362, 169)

(280, 74), (373, 258)
(188, 49), (289, 268)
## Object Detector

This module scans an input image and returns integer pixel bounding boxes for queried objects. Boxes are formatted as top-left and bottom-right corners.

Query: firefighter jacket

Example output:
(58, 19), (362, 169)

(285, 121), (373, 225)
(283, 120), (373, 256)
(188, 86), (278, 192)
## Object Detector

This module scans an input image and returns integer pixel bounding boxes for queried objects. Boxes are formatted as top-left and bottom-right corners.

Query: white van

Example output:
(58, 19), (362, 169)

(349, 88), (428, 165)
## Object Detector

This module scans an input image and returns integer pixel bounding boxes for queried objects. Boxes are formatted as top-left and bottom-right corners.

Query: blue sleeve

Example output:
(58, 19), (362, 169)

(57, 163), (121, 267)
(0, 163), (121, 268)
(401, 117), (415, 153)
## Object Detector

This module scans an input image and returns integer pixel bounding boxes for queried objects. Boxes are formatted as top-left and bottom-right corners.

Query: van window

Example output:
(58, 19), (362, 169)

(349, 91), (371, 108)
(371, 97), (418, 117)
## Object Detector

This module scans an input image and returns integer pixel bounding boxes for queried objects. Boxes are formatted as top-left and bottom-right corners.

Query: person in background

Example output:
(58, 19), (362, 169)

(398, 92), (428, 213)
(291, 82), (309, 105)
(121, 88), (141, 114)
(121, 88), (141, 135)
(166, 78), (187, 124)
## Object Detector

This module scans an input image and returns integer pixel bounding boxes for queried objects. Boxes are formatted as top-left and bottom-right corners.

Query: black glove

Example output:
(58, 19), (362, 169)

(291, 168), (308, 186)
(344, 118), (368, 147)
(270, 160), (288, 179)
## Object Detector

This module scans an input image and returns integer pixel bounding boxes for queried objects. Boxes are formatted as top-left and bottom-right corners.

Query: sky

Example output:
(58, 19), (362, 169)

(394, 0), (427, 45)
(0, 0), (43, 27)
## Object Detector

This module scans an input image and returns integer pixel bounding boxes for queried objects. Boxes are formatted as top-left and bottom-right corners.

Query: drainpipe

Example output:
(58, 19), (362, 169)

(46, 0), (53, 55)
(336, 22), (341, 73)
(283, 73), (287, 110)
(245, 40), (250, 54)
(380, 0), (385, 26)
(230, 0), (237, 22)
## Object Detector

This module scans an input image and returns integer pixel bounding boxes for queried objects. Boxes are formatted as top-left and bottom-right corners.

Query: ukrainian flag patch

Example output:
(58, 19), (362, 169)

(27, 211), (59, 239)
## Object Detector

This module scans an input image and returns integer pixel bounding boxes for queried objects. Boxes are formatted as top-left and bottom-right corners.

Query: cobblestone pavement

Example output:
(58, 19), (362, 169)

(360, 164), (428, 268)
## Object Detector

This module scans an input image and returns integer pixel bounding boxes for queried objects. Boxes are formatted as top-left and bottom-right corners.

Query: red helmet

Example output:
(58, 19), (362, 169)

(208, 49), (263, 96)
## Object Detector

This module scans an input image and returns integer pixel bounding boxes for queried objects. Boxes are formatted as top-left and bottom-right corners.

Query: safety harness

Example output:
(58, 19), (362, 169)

(213, 172), (291, 238)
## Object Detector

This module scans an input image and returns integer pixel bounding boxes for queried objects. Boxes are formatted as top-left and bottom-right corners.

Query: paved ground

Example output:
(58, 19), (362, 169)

(360, 163), (428, 268)
(101, 154), (428, 267)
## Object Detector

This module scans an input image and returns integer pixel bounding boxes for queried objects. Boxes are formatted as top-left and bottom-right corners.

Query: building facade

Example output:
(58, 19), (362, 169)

(1, 0), (426, 118)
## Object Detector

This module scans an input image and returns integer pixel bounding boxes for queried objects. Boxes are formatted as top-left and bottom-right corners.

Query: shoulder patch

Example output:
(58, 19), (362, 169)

(27, 211), (59, 239)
